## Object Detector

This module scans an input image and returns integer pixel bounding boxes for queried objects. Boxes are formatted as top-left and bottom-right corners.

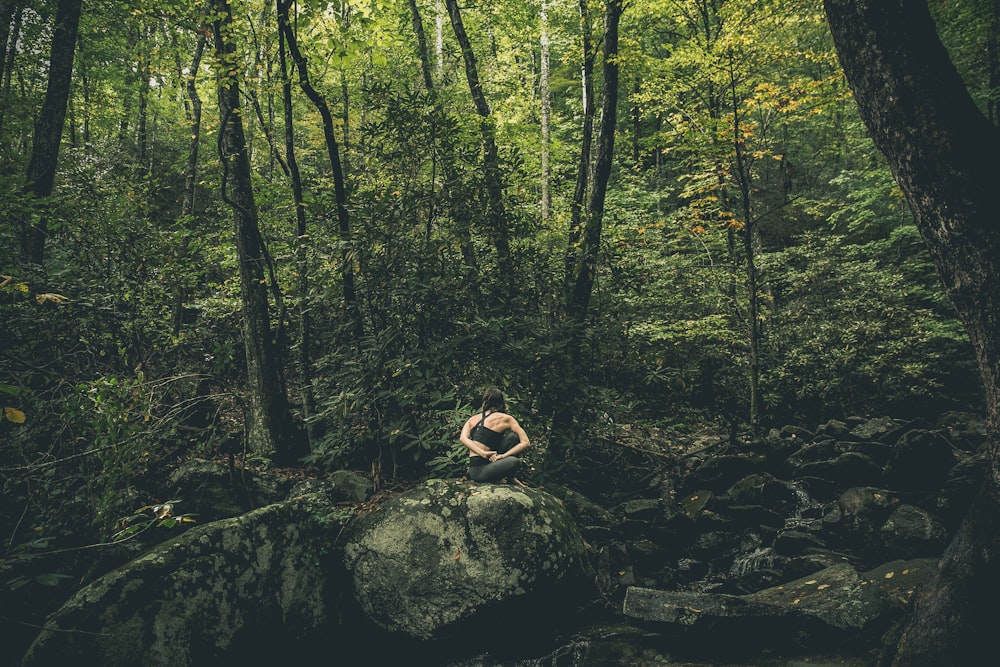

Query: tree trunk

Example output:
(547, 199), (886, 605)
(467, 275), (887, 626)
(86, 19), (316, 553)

(277, 0), (313, 450)
(564, 0), (595, 297)
(566, 0), (622, 323)
(728, 53), (761, 433)
(19, 0), (82, 266)
(823, 1), (1000, 665)
(540, 0), (551, 221)
(171, 33), (206, 338)
(408, 0), (480, 297)
(445, 0), (513, 282)
(551, 0), (623, 460)
(213, 0), (297, 462)
(278, 0), (362, 342)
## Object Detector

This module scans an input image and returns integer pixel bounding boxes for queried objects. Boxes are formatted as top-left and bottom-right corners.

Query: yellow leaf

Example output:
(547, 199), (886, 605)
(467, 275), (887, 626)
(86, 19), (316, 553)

(818, 584), (830, 590)
(885, 572), (895, 579)
(35, 293), (69, 305)
(453, 550), (461, 560)
(4, 407), (26, 424)
(805, 580), (817, 585)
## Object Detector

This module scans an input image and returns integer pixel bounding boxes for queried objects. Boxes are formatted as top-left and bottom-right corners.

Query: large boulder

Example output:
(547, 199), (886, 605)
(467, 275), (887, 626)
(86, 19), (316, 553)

(343, 479), (591, 640)
(22, 493), (341, 667)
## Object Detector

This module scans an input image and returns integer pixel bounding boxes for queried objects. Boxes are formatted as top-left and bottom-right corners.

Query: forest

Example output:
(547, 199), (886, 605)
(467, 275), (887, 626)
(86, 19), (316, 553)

(2, 0), (999, 665)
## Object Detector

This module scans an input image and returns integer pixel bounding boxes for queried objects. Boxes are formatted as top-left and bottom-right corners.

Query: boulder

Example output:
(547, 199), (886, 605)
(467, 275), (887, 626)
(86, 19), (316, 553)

(884, 429), (956, 493)
(342, 479), (591, 640)
(879, 504), (948, 557)
(22, 493), (340, 667)
(622, 558), (937, 652)
(155, 458), (296, 523)
(287, 469), (373, 504)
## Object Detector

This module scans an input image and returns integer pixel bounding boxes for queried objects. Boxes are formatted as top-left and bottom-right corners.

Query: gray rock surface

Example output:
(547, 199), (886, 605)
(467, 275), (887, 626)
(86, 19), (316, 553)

(343, 478), (591, 640)
(22, 493), (339, 667)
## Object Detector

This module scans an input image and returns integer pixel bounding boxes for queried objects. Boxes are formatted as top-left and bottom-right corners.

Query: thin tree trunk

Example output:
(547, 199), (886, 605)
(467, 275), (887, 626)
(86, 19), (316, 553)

(171, 33), (206, 338)
(540, 0), (551, 221)
(824, 1), (1000, 665)
(19, 0), (82, 266)
(551, 0), (623, 460)
(409, 0), (480, 298)
(278, 0), (362, 341)
(445, 0), (513, 282)
(410, 0), (434, 91)
(213, 0), (297, 462)
(277, 0), (313, 449)
(0, 1), (21, 136)
(566, 0), (622, 322)
(728, 53), (761, 433)
(564, 0), (595, 297)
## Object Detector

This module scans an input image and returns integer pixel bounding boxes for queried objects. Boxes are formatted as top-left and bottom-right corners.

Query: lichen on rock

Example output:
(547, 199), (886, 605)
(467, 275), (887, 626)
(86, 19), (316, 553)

(343, 479), (591, 640)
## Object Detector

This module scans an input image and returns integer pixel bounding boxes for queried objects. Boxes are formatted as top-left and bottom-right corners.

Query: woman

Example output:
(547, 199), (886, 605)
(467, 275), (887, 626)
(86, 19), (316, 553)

(459, 387), (530, 484)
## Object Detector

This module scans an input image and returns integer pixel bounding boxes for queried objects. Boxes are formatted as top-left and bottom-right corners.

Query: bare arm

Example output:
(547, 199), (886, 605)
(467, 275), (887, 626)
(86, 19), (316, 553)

(460, 417), (496, 459)
(493, 415), (530, 459)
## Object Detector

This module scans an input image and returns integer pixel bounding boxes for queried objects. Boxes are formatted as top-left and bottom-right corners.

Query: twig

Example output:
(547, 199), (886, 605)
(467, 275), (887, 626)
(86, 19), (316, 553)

(598, 436), (674, 461)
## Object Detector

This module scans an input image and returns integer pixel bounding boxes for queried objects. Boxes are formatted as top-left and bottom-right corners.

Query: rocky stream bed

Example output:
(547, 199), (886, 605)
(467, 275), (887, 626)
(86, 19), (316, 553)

(16, 412), (988, 666)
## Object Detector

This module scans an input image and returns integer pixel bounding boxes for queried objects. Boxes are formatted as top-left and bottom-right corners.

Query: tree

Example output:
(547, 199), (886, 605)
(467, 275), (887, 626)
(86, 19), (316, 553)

(18, 0), (82, 266)
(445, 0), (513, 282)
(213, 0), (298, 462)
(823, 1), (1000, 664)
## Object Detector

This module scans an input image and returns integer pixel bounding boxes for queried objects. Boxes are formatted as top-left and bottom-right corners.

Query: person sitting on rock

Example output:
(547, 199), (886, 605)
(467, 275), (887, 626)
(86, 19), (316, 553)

(459, 387), (530, 485)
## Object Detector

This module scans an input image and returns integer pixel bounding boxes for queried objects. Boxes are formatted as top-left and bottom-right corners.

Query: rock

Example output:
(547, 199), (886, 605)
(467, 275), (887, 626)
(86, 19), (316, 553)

(850, 416), (911, 445)
(22, 493), (340, 667)
(623, 558), (937, 651)
(794, 451), (884, 489)
(884, 429), (957, 493)
(879, 504), (948, 557)
(682, 455), (764, 495)
(155, 458), (296, 523)
(342, 479), (591, 640)
(934, 452), (988, 529)
(287, 470), (372, 504)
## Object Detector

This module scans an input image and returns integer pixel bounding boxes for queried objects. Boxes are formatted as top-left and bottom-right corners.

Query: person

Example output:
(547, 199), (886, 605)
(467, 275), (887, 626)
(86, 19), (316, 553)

(459, 387), (530, 485)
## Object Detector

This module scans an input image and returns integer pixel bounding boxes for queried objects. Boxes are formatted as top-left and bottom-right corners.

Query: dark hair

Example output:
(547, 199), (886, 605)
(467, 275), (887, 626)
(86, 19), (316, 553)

(481, 387), (506, 412)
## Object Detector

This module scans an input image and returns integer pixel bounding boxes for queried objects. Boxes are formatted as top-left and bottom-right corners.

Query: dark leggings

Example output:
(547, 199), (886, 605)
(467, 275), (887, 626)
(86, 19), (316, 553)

(468, 456), (521, 483)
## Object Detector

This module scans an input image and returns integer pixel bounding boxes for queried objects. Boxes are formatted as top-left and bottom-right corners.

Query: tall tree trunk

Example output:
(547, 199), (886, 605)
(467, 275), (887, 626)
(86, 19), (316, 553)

(445, 0), (513, 282)
(0, 1), (21, 136)
(566, 0), (622, 322)
(727, 53), (761, 433)
(551, 0), (623, 460)
(408, 0), (480, 296)
(18, 0), (82, 266)
(171, 33), (206, 338)
(278, 0), (362, 341)
(540, 0), (552, 221)
(213, 0), (297, 462)
(823, 1), (1000, 665)
(564, 0), (595, 297)
(410, 0), (434, 91)
(277, 0), (313, 449)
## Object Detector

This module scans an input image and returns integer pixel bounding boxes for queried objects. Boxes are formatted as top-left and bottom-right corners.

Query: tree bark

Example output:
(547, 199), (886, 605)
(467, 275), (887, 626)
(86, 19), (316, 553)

(566, 0), (622, 323)
(213, 0), (297, 462)
(564, 0), (595, 297)
(823, 1), (1000, 665)
(19, 0), (82, 266)
(540, 0), (552, 221)
(445, 0), (513, 282)
(171, 33), (206, 338)
(551, 0), (623, 460)
(278, 0), (363, 342)
(277, 0), (313, 449)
